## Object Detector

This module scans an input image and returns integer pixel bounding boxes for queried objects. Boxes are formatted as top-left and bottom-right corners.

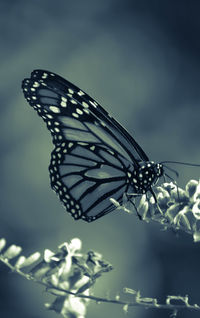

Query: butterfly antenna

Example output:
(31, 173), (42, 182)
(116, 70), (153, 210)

(160, 160), (200, 167)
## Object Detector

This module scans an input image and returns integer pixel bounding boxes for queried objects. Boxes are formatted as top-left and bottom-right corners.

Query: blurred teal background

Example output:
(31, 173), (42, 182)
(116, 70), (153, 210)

(1, 1), (200, 317)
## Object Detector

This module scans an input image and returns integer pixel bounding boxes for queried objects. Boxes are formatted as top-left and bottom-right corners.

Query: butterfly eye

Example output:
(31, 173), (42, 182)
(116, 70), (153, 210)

(22, 70), (163, 222)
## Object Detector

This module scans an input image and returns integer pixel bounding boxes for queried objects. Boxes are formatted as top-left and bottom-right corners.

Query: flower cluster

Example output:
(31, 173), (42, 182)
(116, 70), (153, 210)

(111, 179), (200, 242)
(137, 180), (200, 241)
(0, 238), (113, 318)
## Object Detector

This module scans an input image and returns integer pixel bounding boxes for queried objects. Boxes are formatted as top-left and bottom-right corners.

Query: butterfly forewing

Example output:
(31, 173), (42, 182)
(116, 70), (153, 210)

(22, 69), (151, 222)
(23, 70), (149, 163)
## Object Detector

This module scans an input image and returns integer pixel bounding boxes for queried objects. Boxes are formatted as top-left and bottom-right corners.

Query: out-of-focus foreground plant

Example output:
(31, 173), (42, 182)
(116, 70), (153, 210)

(1, 180), (200, 317)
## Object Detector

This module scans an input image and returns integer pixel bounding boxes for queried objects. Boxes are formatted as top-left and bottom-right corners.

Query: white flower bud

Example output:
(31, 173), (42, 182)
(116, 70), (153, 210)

(0, 238), (6, 252)
(3, 245), (22, 259)
(69, 238), (82, 252)
(44, 249), (56, 263)
(15, 256), (26, 268)
(22, 252), (41, 267)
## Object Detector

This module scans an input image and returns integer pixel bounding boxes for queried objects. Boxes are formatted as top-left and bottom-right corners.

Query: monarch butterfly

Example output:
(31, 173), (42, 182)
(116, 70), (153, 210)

(22, 70), (163, 222)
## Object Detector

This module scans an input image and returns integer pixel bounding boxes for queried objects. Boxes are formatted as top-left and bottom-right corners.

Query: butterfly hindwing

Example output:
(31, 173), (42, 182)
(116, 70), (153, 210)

(49, 141), (134, 221)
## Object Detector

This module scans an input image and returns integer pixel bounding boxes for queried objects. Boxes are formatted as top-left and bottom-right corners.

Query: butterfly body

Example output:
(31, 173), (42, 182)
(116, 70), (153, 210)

(22, 70), (163, 222)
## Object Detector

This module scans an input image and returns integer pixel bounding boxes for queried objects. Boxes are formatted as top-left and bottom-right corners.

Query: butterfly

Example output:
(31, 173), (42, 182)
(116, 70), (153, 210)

(22, 70), (163, 222)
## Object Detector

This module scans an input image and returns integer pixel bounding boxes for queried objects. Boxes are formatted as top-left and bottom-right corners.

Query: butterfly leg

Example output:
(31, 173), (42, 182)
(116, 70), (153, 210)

(125, 192), (143, 220)
(149, 188), (163, 215)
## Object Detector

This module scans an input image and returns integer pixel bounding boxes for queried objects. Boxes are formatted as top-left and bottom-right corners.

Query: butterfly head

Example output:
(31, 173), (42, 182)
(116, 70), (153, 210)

(131, 161), (163, 194)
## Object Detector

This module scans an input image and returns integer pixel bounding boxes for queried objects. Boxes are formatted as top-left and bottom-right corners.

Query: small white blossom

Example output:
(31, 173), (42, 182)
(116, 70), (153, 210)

(3, 245), (22, 259)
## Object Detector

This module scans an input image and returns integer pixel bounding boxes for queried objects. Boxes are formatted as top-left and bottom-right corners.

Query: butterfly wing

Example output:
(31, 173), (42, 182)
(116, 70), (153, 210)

(49, 142), (135, 222)
(22, 70), (149, 222)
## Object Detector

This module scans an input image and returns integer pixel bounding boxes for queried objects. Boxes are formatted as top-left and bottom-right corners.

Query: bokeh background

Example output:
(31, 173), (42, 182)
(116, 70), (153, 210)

(1, 1), (200, 317)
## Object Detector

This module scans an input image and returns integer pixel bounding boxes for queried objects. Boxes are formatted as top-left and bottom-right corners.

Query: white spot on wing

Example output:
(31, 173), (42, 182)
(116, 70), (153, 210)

(72, 112), (79, 118)
(33, 82), (40, 88)
(78, 90), (85, 96)
(82, 101), (89, 108)
(76, 108), (83, 115)
(61, 101), (67, 107)
(100, 121), (106, 127)
(89, 100), (97, 107)
(42, 73), (48, 79)
(49, 106), (60, 113)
